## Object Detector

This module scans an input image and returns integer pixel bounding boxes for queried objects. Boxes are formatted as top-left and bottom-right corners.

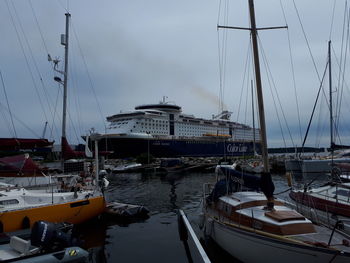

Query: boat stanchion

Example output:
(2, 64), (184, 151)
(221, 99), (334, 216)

(177, 209), (211, 263)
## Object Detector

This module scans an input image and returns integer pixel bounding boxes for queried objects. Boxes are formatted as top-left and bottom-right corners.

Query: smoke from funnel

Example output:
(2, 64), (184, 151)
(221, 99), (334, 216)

(191, 86), (228, 111)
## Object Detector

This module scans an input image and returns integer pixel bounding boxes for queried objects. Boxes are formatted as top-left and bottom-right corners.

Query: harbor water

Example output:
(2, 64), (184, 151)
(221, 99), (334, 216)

(75, 171), (298, 263)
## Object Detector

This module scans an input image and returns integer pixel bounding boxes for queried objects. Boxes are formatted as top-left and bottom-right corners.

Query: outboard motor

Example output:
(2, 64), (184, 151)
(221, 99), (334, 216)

(99, 170), (109, 190)
(31, 221), (82, 251)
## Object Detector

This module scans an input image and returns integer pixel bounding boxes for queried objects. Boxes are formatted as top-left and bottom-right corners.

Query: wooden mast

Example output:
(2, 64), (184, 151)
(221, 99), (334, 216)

(248, 0), (269, 172)
(218, 0), (286, 173)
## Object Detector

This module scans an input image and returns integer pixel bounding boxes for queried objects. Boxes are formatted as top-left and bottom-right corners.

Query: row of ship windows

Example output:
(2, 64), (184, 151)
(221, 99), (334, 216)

(178, 128), (227, 132)
(141, 124), (167, 127)
(133, 130), (168, 134)
(113, 122), (129, 126)
(136, 120), (167, 124)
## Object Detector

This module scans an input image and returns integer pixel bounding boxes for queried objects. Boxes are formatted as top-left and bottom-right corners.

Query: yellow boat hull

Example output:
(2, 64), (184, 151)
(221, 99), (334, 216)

(0, 196), (105, 233)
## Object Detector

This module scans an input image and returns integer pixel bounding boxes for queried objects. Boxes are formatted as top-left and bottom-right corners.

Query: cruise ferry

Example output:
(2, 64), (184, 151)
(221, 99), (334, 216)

(97, 99), (261, 158)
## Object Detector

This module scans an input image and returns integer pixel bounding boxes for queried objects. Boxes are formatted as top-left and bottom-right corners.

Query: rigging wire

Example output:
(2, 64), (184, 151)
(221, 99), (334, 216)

(8, 1), (49, 119)
(49, 84), (62, 142)
(25, 1), (61, 140)
(0, 109), (12, 136)
(5, 1), (51, 136)
(71, 23), (107, 131)
(236, 40), (252, 123)
(258, 38), (288, 149)
(315, 87), (326, 148)
(300, 62), (329, 149)
(335, 4), (350, 140)
(67, 53), (83, 143)
(330, 45), (350, 145)
(292, 0), (322, 83)
(28, 0), (63, 141)
(328, 0), (337, 41)
(56, 0), (69, 13)
(0, 102), (41, 138)
(217, 0), (223, 113)
(292, 0), (334, 148)
(280, 0), (303, 147)
(28, 0), (49, 56)
(0, 71), (17, 138)
(243, 62), (250, 133)
(217, 0), (230, 113)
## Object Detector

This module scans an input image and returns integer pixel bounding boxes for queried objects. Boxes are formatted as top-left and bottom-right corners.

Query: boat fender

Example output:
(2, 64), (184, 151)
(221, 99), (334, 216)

(22, 216), (30, 229)
(198, 213), (205, 230)
(286, 172), (292, 187)
(335, 219), (345, 230)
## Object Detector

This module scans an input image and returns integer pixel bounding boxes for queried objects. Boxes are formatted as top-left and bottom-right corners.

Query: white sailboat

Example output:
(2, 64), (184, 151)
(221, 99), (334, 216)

(202, 1), (350, 262)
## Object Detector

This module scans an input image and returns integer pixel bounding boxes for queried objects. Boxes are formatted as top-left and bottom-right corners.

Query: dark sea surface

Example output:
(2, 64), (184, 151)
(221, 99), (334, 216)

(77, 172), (300, 263)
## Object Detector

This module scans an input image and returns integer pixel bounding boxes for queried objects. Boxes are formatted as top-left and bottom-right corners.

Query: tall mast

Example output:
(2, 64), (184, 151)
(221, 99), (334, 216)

(217, 0), (286, 173)
(328, 40), (333, 154)
(61, 13), (70, 166)
(248, 0), (269, 172)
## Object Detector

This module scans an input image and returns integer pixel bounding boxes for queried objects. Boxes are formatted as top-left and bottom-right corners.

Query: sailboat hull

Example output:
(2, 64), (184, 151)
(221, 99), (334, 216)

(289, 186), (350, 235)
(205, 216), (350, 263)
(0, 196), (105, 233)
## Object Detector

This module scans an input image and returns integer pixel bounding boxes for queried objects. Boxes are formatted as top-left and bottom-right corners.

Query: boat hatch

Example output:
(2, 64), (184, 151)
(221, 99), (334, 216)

(265, 210), (305, 222)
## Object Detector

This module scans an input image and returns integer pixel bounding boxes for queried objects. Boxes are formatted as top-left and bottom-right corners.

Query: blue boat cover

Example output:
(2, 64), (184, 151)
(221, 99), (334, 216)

(208, 166), (275, 201)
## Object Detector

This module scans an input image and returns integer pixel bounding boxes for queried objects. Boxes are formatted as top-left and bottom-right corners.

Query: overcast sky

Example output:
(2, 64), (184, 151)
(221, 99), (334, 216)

(1, 0), (350, 148)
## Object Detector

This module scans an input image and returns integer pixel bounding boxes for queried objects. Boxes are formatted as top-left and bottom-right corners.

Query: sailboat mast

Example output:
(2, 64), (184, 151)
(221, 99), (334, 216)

(61, 13), (70, 163)
(328, 40), (334, 154)
(248, 0), (269, 172)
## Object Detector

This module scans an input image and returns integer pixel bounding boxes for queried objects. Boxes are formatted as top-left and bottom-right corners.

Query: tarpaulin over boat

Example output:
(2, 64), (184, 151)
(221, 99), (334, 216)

(0, 154), (43, 174)
(0, 138), (53, 151)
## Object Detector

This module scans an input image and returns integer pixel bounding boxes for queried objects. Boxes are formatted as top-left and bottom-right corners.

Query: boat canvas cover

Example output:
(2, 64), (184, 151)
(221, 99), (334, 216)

(0, 138), (53, 151)
(61, 137), (85, 160)
(211, 166), (274, 201)
(0, 154), (42, 173)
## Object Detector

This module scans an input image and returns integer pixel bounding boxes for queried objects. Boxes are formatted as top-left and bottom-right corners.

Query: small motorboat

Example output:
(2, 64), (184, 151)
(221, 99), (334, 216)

(0, 221), (88, 262)
(112, 163), (142, 173)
